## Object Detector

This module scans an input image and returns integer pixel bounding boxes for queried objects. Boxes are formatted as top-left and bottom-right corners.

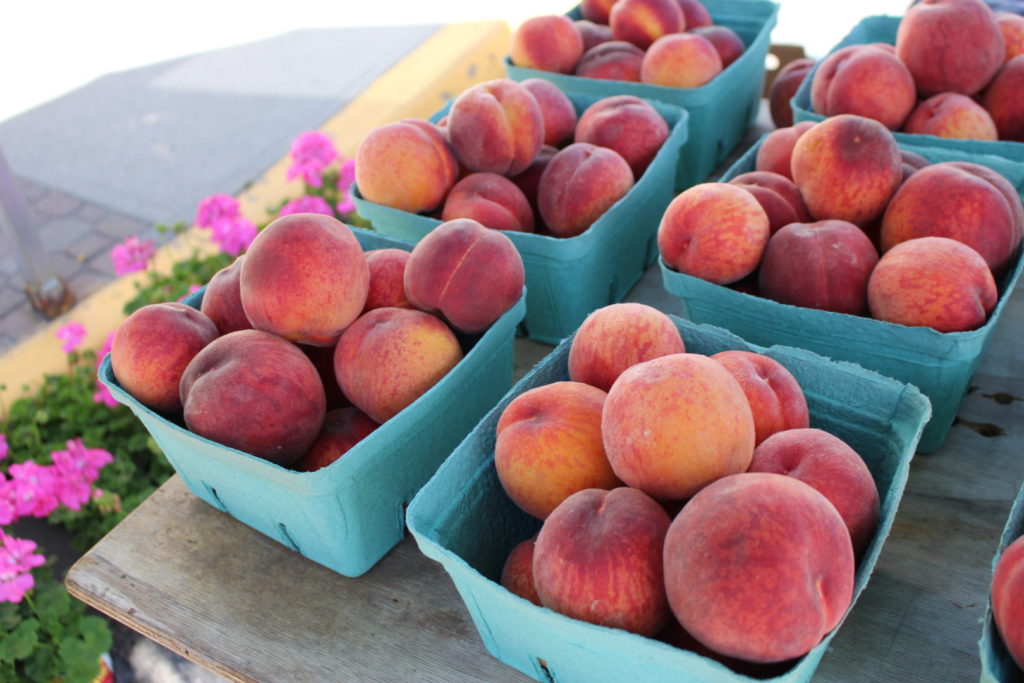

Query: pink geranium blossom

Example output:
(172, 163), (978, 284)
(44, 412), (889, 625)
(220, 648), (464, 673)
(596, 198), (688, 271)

(110, 235), (156, 275)
(279, 195), (334, 217)
(336, 158), (357, 215)
(6, 461), (58, 519)
(55, 321), (86, 353)
(0, 476), (15, 526)
(210, 216), (257, 256)
(195, 194), (242, 229)
(92, 331), (119, 408)
(0, 532), (46, 604)
(0, 434), (7, 461)
(287, 132), (338, 188)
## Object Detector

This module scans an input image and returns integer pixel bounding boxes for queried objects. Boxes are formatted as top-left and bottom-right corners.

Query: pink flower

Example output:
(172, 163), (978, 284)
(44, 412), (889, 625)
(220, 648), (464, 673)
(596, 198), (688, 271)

(279, 195), (334, 218)
(0, 434), (7, 461)
(195, 194), (242, 229)
(210, 216), (258, 256)
(338, 158), (356, 192)
(55, 321), (86, 354)
(98, 330), (116, 362)
(6, 461), (58, 519)
(92, 384), (119, 408)
(110, 235), (156, 275)
(51, 439), (113, 511)
(286, 132), (338, 188)
(0, 532), (46, 604)
(336, 194), (356, 216)
(0, 477), (16, 526)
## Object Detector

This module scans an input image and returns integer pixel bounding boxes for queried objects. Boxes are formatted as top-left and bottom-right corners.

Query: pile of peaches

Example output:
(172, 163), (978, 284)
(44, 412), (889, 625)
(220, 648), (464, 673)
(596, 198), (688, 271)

(807, 0), (1023, 142)
(659, 113), (1024, 333)
(510, 0), (746, 88)
(109, 214), (524, 470)
(494, 302), (879, 669)
(355, 77), (673, 237)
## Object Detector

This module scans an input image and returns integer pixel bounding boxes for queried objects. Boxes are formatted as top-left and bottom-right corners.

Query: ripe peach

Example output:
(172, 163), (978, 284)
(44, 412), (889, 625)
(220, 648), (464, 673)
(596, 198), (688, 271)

(404, 218), (525, 333)
(575, 41), (645, 82)
(896, 0), (1005, 96)
(447, 79), (544, 176)
(362, 249), (412, 313)
(658, 183), (770, 285)
(603, 353), (755, 500)
(690, 26), (745, 68)
(538, 143), (634, 238)
(879, 161), (1023, 274)
(441, 173), (534, 233)
(581, 0), (619, 24)
(754, 121), (814, 180)
(575, 20), (615, 51)
(759, 220), (880, 315)
(111, 302), (219, 414)
(533, 487), (672, 636)
(495, 381), (619, 520)
(711, 351), (810, 446)
(355, 119), (458, 213)
(200, 256), (251, 335)
(749, 428), (880, 558)
(664, 472), (855, 663)
(791, 115), (903, 227)
(984, 55), (1024, 142)
(301, 343), (348, 411)
(574, 95), (669, 177)
(728, 170), (811, 234)
(868, 236), (998, 332)
(180, 329), (326, 466)
(641, 33), (723, 88)
(997, 12), (1024, 62)
(677, 0), (711, 28)
(810, 45), (916, 131)
(509, 145), (557, 232)
(769, 57), (816, 128)
(500, 538), (541, 606)
(521, 79), (577, 147)
(568, 303), (685, 392)
(993, 535), (1024, 670)
(903, 92), (998, 140)
(511, 15), (585, 74)
(293, 407), (379, 472)
(610, 0), (685, 50)
(334, 307), (462, 423)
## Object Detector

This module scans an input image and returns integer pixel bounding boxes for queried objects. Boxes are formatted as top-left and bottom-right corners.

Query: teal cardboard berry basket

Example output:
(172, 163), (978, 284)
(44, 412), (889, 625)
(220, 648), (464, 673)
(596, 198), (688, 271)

(99, 226), (526, 578)
(407, 316), (929, 683)
(790, 14), (1024, 165)
(980, 482), (1024, 682)
(504, 0), (779, 190)
(353, 92), (687, 346)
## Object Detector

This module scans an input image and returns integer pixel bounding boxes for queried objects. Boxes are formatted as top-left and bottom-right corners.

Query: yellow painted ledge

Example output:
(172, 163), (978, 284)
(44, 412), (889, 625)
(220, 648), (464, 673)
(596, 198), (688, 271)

(0, 20), (511, 413)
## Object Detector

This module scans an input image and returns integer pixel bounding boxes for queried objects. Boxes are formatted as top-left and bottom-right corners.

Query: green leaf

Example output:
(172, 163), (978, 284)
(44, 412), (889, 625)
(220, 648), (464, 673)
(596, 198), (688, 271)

(58, 632), (105, 683)
(34, 579), (72, 633)
(0, 618), (39, 662)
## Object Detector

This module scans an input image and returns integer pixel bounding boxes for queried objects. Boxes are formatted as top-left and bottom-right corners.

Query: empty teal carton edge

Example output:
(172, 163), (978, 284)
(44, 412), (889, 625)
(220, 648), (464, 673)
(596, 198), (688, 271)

(407, 316), (931, 683)
(659, 136), (1024, 454)
(504, 0), (780, 190)
(980, 483), (1024, 682)
(352, 92), (688, 346)
(790, 14), (1024, 165)
(98, 226), (527, 578)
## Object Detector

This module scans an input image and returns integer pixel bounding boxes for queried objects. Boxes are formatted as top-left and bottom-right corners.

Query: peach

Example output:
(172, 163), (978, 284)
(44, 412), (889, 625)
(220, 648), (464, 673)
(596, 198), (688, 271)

(240, 213), (369, 346)
(769, 57), (816, 128)
(690, 26), (745, 68)
(791, 115), (903, 227)
(521, 79), (578, 147)
(641, 33), (723, 88)
(574, 95), (670, 177)
(901, 149), (931, 174)
(404, 218), (525, 333)
(750, 428), (880, 558)
(610, 0), (685, 50)
(603, 353), (755, 500)
(759, 220), (880, 315)
(896, 0), (1005, 96)
(355, 119), (458, 213)
(509, 145), (557, 232)
(663, 472), (855, 663)
(533, 487), (672, 636)
(658, 619), (795, 678)
(880, 161), (1023, 274)
(575, 20), (615, 51)
(575, 41), (645, 82)
(657, 183), (770, 285)
(111, 302), (219, 414)
(500, 538), (541, 606)
(361, 249), (412, 313)
(903, 92), (998, 140)
(180, 329), (326, 466)
(293, 407), (379, 472)
(511, 15), (584, 75)
(581, 0), (619, 24)
(993, 535), (1024, 670)
(997, 12), (1024, 62)
(495, 381), (620, 520)
(447, 79), (544, 176)
(754, 121), (814, 180)
(334, 307), (462, 423)
(568, 303), (685, 392)
(868, 236), (998, 332)
(728, 170), (811, 234)
(200, 256), (251, 335)
(441, 173), (534, 233)
(984, 55), (1024, 142)
(810, 45), (916, 130)
(301, 343), (348, 411)
(677, 0), (711, 28)
(538, 143), (634, 238)
(711, 351), (810, 446)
